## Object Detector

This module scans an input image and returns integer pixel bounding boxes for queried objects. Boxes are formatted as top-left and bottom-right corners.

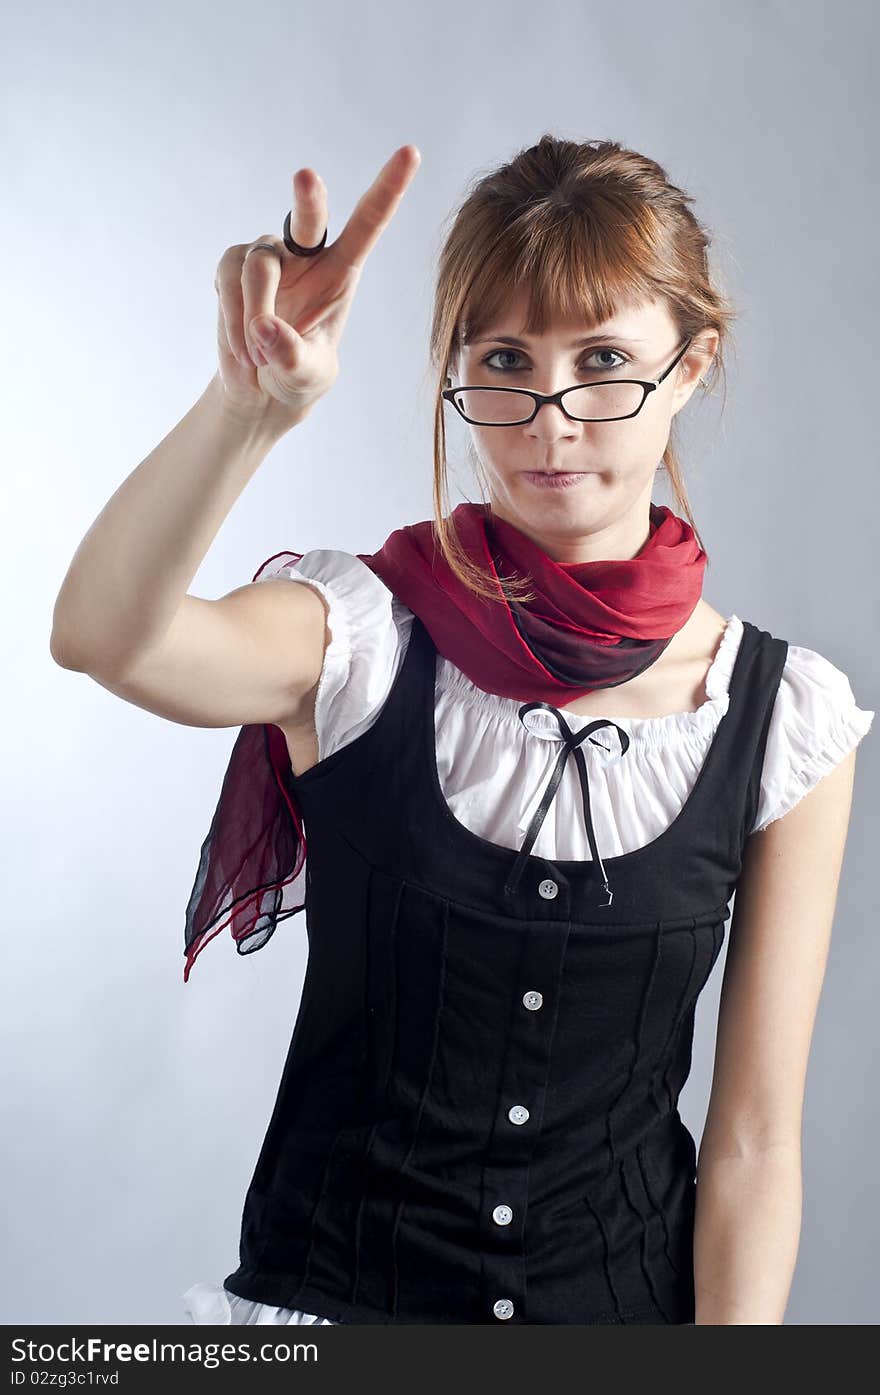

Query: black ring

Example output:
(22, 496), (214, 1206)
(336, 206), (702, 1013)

(282, 211), (328, 256)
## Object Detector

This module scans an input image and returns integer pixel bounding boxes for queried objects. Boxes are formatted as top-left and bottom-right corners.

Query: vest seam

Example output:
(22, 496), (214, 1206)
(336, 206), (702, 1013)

(330, 823), (734, 930)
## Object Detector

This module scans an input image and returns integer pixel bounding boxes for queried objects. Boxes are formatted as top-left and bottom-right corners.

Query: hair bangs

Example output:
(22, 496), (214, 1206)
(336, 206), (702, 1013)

(459, 213), (662, 347)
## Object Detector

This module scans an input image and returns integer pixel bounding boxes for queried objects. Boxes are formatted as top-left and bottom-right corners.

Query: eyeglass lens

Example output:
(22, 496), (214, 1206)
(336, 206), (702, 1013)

(455, 382), (645, 424)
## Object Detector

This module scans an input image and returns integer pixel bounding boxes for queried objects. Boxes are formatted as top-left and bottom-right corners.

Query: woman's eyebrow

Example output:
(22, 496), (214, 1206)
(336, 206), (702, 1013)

(471, 333), (648, 348)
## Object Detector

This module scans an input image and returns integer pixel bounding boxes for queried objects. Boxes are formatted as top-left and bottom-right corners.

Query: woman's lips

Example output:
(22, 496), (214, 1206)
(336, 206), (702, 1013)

(521, 470), (589, 490)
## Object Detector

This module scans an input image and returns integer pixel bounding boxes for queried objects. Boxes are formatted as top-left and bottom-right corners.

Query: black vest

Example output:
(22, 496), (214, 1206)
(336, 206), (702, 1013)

(224, 614), (788, 1324)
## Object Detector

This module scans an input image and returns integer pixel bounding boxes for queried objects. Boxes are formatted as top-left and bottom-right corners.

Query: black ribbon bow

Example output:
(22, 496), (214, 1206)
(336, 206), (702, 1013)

(504, 704), (631, 904)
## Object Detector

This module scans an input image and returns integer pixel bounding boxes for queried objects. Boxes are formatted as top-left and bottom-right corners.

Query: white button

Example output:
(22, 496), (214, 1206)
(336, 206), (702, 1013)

(522, 990), (543, 1011)
(492, 1204), (513, 1225)
(508, 1104), (530, 1125)
(538, 879), (558, 899)
(493, 1297), (515, 1320)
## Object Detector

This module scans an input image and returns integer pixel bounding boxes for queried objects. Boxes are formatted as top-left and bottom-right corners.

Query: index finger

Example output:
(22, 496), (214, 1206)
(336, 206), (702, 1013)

(332, 144), (421, 270)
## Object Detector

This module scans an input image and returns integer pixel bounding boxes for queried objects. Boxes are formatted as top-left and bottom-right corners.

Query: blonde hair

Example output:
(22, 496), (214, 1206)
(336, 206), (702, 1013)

(426, 134), (736, 605)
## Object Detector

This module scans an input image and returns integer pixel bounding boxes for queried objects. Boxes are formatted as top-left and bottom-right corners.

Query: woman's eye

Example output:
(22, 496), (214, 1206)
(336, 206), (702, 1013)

(590, 348), (627, 370)
(482, 347), (628, 372)
(482, 349), (522, 370)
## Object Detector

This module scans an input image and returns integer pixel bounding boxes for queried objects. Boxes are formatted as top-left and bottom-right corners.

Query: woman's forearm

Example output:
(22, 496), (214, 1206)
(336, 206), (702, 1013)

(692, 1143), (802, 1324)
(50, 373), (307, 674)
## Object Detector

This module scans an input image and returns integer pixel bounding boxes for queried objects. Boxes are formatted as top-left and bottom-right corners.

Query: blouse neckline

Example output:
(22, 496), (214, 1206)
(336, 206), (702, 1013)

(431, 615), (744, 750)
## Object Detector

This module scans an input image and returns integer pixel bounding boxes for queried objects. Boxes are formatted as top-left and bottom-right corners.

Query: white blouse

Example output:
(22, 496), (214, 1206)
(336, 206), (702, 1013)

(275, 549), (874, 846)
(182, 547), (874, 1328)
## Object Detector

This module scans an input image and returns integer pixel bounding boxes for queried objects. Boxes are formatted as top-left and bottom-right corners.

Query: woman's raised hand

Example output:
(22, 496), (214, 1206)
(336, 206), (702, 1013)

(213, 144), (421, 427)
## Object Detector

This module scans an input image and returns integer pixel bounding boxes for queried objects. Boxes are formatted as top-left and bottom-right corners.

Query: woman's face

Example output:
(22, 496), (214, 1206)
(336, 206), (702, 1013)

(453, 289), (718, 562)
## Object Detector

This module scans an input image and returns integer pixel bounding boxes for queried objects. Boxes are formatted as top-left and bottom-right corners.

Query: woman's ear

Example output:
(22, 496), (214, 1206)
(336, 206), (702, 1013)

(693, 328), (720, 382)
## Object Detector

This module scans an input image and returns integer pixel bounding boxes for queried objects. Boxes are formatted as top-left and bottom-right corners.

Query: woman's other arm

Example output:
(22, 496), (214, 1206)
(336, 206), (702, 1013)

(692, 745), (858, 1324)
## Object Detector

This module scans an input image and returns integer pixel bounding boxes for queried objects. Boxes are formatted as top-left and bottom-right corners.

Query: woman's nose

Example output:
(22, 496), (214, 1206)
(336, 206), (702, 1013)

(526, 400), (580, 435)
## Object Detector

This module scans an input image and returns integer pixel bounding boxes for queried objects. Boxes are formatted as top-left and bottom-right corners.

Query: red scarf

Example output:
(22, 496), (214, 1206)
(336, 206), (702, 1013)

(182, 501), (706, 981)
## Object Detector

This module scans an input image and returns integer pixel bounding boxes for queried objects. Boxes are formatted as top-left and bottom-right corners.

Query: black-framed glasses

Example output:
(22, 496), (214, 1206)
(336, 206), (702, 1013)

(441, 336), (694, 425)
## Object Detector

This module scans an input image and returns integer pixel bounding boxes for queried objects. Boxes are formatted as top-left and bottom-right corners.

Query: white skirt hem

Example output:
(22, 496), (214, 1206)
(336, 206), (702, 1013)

(181, 1280), (337, 1326)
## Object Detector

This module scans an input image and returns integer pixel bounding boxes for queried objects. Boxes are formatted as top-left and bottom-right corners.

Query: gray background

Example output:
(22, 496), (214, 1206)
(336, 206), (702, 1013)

(3, 0), (877, 1325)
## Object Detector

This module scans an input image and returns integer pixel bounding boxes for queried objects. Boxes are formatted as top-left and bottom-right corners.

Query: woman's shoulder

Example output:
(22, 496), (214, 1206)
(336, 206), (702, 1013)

(255, 547), (412, 764)
(255, 546), (413, 644)
(730, 612), (875, 833)
(766, 629), (873, 751)
(255, 545), (397, 603)
(697, 601), (873, 726)
(728, 603), (873, 726)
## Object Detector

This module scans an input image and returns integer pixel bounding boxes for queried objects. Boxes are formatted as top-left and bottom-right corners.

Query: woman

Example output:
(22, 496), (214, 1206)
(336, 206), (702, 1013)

(51, 137), (873, 1326)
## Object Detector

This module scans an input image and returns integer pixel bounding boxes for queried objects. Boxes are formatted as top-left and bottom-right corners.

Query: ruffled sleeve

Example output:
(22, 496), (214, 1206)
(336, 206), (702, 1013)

(255, 549), (408, 761)
(751, 643), (875, 833)
(181, 548), (407, 982)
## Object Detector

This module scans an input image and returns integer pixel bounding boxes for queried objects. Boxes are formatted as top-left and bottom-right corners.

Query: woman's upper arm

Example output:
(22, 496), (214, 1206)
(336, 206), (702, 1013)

(700, 744), (859, 1161)
(77, 576), (331, 730)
